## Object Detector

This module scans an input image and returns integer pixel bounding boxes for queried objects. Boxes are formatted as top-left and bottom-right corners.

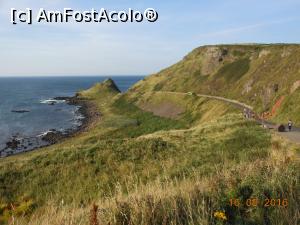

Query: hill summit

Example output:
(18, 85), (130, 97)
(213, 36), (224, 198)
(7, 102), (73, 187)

(129, 44), (300, 124)
(0, 45), (299, 225)
(102, 78), (121, 93)
(78, 78), (121, 100)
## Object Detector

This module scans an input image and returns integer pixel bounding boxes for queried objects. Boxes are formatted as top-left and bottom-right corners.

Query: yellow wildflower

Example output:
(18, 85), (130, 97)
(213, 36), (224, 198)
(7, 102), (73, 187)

(214, 211), (227, 220)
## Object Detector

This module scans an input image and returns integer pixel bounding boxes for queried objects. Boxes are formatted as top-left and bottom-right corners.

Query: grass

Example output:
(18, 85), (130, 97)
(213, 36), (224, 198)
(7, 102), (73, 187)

(0, 52), (299, 224)
(6, 113), (299, 225)
(130, 44), (300, 122)
(109, 95), (187, 138)
(214, 58), (250, 82)
(272, 89), (300, 125)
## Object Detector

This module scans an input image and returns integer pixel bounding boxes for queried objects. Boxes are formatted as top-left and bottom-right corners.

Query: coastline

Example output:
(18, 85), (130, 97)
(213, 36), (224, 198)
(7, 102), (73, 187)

(0, 95), (99, 158)
(55, 95), (100, 136)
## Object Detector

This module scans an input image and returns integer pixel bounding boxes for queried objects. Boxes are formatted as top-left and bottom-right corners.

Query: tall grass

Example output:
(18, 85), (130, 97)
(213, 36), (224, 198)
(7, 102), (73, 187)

(0, 81), (299, 225)
(10, 138), (299, 225)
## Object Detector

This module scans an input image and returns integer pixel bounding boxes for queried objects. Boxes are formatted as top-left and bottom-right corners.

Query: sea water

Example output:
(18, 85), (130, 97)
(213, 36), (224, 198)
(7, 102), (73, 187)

(0, 76), (144, 153)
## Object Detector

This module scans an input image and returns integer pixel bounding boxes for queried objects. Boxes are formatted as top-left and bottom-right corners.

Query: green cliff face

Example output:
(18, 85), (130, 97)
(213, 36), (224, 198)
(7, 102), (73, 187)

(78, 78), (121, 99)
(0, 46), (299, 225)
(129, 44), (300, 124)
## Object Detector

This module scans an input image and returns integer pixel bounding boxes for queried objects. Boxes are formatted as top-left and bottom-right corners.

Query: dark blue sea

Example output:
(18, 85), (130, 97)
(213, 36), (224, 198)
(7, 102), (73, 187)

(0, 76), (144, 155)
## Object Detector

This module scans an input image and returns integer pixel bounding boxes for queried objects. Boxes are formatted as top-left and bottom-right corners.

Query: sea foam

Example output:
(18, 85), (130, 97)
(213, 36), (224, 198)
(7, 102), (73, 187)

(40, 99), (66, 104)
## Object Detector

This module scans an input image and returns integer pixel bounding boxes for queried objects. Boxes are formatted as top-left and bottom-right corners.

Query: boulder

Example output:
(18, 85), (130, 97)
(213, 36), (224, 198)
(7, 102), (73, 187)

(11, 110), (30, 113)
(277, 124), (286, 132)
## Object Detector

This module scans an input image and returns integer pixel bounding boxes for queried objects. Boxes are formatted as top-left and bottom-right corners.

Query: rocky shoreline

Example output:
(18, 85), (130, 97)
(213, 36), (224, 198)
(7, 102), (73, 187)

(0, 95), (100, 158)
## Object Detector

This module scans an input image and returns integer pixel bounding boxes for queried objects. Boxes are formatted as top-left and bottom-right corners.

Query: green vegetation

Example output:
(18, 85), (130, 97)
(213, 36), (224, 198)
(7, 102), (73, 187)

(2, 108), (297, 224)
(79, 78), (121, 99)
(0, 45), (299, 224)
(273, 89), (300, 124)
(130, 44), (300, 124)
(109, 96), (187, 138)
(214, 58), (250, 82)
(0, 199), (35, 223)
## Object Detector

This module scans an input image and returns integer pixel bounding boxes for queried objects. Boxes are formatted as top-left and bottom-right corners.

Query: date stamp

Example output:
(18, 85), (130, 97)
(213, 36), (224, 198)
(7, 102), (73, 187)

(230, 198), (288, 208)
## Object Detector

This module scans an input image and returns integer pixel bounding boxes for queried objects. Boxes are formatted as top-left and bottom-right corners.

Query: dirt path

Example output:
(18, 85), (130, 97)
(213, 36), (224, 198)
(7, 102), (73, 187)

(156, 91), (300, 144)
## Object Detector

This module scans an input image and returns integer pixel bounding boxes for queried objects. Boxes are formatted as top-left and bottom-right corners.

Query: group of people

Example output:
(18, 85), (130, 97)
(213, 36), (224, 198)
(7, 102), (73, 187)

(243, 108), (293, 132)
(243, 108), (252, 119)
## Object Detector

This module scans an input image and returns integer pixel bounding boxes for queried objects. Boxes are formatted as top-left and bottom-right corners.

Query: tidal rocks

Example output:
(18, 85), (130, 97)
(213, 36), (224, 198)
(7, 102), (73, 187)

(1, 136), (48, 158)
(11, 110), (30, 113)
(54, 96), (78, 105)
(41, 130), (65, 144)
(40, 99), (65, 105)
(2, 92), (96, 158)
(6, 138), (20, 149)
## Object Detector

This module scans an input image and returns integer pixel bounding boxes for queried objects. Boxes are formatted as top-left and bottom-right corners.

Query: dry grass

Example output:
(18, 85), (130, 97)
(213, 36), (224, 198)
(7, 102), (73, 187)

(1, 78), (299, 225)
(9, 131), (299, 225)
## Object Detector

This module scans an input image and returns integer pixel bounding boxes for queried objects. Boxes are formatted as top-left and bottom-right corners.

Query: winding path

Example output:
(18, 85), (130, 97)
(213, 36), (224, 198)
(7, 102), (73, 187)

(156, 91), (300, 144)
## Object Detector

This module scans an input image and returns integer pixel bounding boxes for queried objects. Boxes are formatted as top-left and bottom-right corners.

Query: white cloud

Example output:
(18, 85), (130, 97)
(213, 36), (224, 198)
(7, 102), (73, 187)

(0, 0), (299, 76)
(196, 17), (300, 39)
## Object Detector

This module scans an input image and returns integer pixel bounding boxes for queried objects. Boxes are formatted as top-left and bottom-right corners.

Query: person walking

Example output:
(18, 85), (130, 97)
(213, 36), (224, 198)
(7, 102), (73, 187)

(243, 108), (248, 118)
(288, 119), (293, 132)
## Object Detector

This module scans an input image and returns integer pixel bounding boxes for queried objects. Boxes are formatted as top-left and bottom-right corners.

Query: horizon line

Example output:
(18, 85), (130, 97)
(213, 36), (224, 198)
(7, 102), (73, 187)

(0, 74), (146, 78)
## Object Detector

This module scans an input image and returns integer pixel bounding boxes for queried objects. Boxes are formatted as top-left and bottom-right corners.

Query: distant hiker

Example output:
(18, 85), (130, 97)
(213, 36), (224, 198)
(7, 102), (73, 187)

(243, 108), (252, 119)
(288, 120), (293, 132)
(248, 110), (253, 119)
(243, 108), (248, 119)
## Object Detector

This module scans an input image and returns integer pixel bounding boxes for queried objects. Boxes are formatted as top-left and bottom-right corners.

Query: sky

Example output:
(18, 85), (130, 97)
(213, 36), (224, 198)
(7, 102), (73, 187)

(0, 0), (300, 76)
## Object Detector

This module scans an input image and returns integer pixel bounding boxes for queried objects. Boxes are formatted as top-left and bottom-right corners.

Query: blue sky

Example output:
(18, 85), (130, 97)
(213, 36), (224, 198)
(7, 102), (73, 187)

(0, 0), (299, 76)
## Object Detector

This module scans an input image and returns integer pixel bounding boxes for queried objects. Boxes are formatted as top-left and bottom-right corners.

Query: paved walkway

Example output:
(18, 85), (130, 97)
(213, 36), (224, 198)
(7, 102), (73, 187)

(156, 91), (300, 144)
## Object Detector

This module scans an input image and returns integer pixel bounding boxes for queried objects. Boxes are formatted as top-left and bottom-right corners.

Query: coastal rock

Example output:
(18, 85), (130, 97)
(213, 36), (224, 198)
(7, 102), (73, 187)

(2, 81), (103, 157)
(102, 78), (121, 93)
(11, 110), (30, 113)
(54, 97), (69, 101)
(6, 138), (20, 149)
(201, 46), (227, 75)
(54, 96), (78, 105)
(41, 131), (65, 144)
(40, 99), (65, 105)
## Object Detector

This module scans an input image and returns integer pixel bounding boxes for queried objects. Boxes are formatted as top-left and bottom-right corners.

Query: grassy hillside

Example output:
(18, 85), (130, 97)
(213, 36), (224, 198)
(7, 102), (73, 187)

(129, 44), (300, 125)
(0, 77), (299, 225)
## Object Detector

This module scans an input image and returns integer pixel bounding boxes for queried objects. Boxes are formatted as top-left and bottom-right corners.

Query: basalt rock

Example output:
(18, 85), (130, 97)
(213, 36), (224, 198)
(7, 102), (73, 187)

(42, 131), (65, 144)
(11, 110), (30, 113)
(6, 138), (20, 149)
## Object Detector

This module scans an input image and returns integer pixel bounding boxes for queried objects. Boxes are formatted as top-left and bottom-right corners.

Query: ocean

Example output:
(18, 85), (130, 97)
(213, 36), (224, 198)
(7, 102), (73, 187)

(0, 76), (144, 156)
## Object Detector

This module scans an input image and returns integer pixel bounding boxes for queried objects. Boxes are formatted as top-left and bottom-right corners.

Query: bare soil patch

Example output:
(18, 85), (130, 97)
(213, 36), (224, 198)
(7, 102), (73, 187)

(140, 101), (185, 119)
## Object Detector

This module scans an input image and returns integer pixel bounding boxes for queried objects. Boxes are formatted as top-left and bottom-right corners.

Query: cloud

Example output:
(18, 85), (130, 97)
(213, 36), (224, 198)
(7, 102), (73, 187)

(196, 17), (300, 39)
(0, 0), (300, 76)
